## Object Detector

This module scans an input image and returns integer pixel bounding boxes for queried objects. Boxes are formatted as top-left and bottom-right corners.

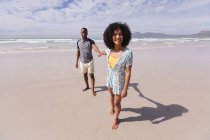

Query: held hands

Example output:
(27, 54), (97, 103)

(97, 51), (101, 57)
(97, 50), (106, 57)
(121, 89), (127, 98)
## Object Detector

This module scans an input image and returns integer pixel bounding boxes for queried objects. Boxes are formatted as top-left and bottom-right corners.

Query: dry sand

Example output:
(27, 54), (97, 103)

(0, 46), (210, 140)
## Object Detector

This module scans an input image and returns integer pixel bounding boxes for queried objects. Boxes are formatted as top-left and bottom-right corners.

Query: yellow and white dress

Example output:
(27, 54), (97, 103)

(105, 48), (133, 95)
(108, 55), (119, 69)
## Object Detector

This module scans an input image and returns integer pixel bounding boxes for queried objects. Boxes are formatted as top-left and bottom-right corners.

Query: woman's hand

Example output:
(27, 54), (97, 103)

(121, 89), (127, 98)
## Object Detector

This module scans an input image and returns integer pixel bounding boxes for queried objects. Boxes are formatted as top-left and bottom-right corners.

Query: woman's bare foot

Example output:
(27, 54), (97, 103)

(112, 119), (119, 129)
(83, 87), (90, 91)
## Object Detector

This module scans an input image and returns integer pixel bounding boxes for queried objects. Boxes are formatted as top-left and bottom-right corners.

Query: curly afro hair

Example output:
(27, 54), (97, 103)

(103, 22), (131, 49)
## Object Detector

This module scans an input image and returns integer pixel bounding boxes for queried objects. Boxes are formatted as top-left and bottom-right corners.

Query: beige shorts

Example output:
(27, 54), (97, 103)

(80, 60), (94, 74)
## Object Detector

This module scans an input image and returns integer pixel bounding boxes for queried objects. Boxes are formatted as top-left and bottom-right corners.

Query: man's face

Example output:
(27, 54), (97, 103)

(81, 29), (87, 39)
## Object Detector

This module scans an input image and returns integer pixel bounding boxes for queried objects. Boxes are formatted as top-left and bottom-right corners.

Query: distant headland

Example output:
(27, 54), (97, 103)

(132, 30), (210, 38)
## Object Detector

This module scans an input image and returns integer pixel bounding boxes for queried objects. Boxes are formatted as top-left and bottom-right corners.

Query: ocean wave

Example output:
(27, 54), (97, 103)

(1, 38), (210, 44)
(0, 49), (76, 54)
(0, 38), (209, 54)
(0, 39), (78, 44)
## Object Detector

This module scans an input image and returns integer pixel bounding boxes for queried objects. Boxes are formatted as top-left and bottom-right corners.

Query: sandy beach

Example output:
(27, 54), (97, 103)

(0, 42), (210, 140)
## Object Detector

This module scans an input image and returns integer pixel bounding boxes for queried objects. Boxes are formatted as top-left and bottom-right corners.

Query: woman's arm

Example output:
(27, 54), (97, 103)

(121, 65), (132, 98)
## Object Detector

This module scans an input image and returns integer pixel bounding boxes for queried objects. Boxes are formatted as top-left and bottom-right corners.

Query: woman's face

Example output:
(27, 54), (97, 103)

(112, 28), (123, 46)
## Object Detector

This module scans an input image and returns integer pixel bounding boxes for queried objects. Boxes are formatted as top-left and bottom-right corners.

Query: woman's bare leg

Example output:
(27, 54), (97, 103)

(112, 95), (122, 129)
(108, 88), (114, 115)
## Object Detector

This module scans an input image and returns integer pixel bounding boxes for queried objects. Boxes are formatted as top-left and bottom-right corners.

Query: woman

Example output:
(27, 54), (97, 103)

(100, 22), (133, 129)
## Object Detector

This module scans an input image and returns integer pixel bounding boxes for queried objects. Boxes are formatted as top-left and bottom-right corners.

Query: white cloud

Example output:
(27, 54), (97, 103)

(0, 0), (210, 38)
(172, 0), (210, 12)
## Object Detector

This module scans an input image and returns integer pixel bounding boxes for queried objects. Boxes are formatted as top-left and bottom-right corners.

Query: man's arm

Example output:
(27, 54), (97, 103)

(99, 50), (106, 55)
(92, 44), (101, 56)
(76, 48), (80, 68)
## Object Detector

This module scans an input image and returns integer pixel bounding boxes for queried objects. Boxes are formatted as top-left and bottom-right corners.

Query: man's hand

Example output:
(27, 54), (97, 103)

(97, 51), (101, 57)
(75, 63), (78, 68)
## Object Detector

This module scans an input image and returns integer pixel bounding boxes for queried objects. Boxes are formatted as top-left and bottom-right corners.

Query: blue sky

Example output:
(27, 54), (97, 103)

(1, 0), (210, 38)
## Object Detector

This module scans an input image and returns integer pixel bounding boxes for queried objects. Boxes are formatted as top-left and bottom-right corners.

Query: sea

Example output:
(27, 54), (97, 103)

(0, 38), (210, 54)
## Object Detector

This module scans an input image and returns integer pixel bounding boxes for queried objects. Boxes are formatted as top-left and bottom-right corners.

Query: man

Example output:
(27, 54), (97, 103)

(75, 27), (100, 96)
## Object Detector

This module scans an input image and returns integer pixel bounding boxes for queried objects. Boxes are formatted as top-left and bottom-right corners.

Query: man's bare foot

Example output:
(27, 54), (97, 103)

(112, 119), (119, 129)
(92, 91), (96, 96)
(83, 87), (90, 91)
(110, 109), (115, 115)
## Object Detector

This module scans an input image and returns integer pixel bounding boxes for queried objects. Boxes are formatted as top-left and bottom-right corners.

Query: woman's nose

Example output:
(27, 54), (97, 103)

(116, 34), (120, 38)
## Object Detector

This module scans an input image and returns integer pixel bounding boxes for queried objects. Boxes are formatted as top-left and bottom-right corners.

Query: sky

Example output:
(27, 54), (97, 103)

(1, 0), (210, 38)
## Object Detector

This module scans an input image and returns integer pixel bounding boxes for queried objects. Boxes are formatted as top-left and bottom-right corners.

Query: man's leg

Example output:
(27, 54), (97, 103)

(80, 61), (89, 91)
(83, 73), (89, 91)
(88, 60), (95, 96)
(89, 73), (96, 96)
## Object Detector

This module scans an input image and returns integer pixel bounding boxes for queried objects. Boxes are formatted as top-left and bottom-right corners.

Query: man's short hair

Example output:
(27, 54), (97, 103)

(81, 27), (88, 32)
